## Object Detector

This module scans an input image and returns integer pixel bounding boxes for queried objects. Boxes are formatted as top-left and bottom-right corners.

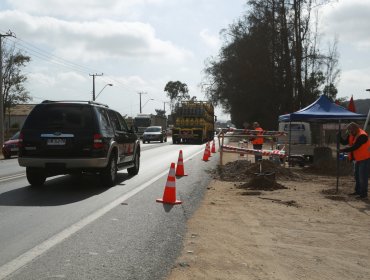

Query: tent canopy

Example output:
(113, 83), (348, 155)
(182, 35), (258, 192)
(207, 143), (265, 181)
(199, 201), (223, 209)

(279, 95), (367, 122)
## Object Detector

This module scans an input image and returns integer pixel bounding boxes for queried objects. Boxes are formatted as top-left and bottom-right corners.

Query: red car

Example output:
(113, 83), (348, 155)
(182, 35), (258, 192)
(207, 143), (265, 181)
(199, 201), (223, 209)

(2, 131), (21, 159)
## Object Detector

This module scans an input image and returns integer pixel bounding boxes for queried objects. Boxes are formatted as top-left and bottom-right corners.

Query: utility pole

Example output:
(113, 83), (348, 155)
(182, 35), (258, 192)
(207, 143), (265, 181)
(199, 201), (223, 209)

(89, 73), (103, 101)
(0, 30), (15, 149)
(138, 92), (147, 114)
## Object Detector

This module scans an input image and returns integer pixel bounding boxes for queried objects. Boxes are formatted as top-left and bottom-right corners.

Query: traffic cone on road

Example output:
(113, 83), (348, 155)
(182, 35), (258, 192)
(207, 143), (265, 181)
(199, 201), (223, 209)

(211, 140), (216, 153)
(202, 144), (209, 161)
(176, 150), (188, 177)
(156, 162), (182, 204)
(206, 142), (211, 158)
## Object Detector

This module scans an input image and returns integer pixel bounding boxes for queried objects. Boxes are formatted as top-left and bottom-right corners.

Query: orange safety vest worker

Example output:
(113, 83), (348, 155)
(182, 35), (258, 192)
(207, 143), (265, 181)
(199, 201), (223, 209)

(348, 128), (370, 161)
(252, 127), (264, 145)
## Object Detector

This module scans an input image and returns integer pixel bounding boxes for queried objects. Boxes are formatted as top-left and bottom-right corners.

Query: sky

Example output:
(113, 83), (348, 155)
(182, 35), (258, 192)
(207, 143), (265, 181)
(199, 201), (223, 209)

(0, 0), (369, 121)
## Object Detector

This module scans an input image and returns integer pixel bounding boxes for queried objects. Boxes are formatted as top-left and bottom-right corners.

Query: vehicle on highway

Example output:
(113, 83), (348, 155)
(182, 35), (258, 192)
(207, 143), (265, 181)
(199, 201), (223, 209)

(2, 131), (21, 159)
(18, 100), (140, 187)
(142, 126), (167, 143)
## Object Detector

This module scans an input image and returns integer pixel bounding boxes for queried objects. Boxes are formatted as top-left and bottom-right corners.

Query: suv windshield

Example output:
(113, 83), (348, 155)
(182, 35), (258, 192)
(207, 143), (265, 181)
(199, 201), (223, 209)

(145, 127), (161, 132)
(23, 104), (95, 130)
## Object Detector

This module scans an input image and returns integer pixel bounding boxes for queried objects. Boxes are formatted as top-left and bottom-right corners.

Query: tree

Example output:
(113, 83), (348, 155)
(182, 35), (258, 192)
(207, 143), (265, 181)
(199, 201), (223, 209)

(155, 109), (166, 117)
(202, 0), (340, 129)
(2, 41), (32, 117)
(164, 81), (189, 112)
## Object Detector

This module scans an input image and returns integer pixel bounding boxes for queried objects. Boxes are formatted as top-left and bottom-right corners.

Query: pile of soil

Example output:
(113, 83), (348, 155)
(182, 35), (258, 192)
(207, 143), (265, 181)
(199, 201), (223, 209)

(238, 174), (287, 191)
(216, 159), (300, 182)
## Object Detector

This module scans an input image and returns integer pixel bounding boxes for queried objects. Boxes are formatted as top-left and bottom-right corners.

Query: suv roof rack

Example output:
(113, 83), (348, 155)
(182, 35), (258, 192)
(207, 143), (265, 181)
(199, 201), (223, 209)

(41, 100), (109, 108)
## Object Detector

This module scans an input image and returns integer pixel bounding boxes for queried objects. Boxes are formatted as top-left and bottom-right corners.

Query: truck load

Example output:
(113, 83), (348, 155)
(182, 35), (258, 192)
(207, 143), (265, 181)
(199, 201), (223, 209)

(134, 114), (167, 138)
(172, 101), (215, 144)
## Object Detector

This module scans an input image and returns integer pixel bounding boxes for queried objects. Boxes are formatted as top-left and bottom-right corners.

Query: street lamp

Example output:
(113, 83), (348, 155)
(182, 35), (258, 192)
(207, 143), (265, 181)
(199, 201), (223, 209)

(95, 83), (113, 100)
(141, 98), (154, 113)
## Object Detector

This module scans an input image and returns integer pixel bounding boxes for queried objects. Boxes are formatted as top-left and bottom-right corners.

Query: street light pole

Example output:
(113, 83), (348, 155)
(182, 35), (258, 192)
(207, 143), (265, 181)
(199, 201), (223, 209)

(141, 98), (154, 113)
(89, 73), (103, 101)
(95, 83), (113, 100)
(138, 92), (147, 114)
(363, 89), (370, 130)
(0, 31), (15, 149)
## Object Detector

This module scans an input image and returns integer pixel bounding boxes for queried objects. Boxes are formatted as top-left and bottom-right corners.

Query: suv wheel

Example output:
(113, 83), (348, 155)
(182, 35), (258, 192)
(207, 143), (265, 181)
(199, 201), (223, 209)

(26, 167), (46, 187)
(128, 152), (140, 176)
(101, 154), (117, 187)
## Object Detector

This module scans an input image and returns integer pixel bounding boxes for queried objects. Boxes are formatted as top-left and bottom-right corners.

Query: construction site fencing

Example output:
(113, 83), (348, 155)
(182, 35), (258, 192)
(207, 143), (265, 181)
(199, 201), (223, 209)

(217, 130), (287, 166)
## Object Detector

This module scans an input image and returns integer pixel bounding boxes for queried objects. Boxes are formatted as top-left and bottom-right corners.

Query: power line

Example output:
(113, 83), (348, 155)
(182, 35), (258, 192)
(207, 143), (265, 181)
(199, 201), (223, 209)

(0, 31), (150, 105)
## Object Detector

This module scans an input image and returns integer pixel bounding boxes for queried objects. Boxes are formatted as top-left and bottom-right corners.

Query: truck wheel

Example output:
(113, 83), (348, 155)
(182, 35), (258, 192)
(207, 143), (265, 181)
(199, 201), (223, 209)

(26, 167), (46, 187)
(128, 152), (140, 176)
(100, 154), (117, 187)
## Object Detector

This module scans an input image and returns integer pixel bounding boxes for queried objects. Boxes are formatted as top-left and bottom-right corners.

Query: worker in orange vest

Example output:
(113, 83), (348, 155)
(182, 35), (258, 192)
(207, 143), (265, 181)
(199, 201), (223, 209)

(251, 122), (264, 162)
(339, 122), (370, 199)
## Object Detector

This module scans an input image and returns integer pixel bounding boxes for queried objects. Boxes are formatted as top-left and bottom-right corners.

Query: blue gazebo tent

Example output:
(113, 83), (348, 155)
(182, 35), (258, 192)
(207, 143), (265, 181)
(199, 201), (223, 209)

(278, 95), (367, 192)
(279, 95), (367, 122)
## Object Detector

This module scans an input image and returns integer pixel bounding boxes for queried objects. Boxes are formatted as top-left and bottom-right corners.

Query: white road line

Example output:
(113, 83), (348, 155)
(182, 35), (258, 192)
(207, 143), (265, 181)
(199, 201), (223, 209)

(0, 148), (205, 279)
(0, 173), (26, 183)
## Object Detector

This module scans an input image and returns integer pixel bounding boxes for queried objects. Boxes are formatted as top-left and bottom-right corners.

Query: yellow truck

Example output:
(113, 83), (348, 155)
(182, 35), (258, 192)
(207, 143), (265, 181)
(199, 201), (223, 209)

(172, 101), (215, 144)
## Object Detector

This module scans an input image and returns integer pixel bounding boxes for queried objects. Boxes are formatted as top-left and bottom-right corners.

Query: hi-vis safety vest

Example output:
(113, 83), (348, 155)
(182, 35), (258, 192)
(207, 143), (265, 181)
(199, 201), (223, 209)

(252, 127), (264, 145)
(348, 128), (370, 161)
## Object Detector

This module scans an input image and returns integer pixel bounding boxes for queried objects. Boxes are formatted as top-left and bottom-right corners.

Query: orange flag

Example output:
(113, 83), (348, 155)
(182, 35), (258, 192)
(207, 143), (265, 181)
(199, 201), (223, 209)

(348, 95), (356, 112)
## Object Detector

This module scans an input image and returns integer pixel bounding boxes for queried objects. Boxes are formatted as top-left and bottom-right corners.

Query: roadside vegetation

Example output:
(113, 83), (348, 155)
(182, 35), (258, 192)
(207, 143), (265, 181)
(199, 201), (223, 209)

(201, 0), (342, 129)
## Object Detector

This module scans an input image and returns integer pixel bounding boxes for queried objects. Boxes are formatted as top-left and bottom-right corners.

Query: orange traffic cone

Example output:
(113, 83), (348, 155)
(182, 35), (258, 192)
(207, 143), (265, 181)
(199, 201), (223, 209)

(202, 144), (209, 161)
(156, 162), (182, 204)
(206, 142), (212, 158)
(211, 140), (216, 153)
(176, 150), (188, 177)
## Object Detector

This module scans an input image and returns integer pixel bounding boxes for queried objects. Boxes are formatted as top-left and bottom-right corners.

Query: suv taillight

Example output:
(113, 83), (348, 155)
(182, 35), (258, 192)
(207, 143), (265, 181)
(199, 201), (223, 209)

(93, 133), (104, 149)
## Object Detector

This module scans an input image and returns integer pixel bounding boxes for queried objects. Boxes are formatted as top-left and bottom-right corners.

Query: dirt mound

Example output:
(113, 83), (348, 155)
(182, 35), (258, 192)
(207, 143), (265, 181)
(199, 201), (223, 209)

(216, 159), (299, 182)
(238, 174), (287, 191)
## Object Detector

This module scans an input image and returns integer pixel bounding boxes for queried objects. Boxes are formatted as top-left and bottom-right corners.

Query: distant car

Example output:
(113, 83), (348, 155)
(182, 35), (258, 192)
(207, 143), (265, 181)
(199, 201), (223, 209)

(142, 126), (167, 143)
(18, 100), (140, 187)
(2, 131), (21, 159)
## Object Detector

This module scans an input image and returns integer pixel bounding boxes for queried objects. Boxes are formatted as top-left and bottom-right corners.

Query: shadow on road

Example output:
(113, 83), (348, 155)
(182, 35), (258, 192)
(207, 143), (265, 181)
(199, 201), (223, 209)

(0, 173), (130, 207)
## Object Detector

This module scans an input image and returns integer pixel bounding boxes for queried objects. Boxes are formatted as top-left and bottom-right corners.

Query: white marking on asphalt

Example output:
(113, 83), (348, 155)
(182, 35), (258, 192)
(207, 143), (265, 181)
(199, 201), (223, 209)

(0, 148), (206, 279)
(0, 173), (26, 183)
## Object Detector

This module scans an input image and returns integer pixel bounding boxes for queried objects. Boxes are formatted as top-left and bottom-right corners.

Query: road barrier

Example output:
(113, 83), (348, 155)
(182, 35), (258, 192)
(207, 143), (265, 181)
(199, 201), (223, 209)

(217, 131), (286, 165)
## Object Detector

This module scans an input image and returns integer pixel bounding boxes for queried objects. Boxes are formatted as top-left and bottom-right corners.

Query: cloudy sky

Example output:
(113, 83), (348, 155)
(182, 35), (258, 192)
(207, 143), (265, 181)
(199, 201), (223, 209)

(0, 0), (369, 121)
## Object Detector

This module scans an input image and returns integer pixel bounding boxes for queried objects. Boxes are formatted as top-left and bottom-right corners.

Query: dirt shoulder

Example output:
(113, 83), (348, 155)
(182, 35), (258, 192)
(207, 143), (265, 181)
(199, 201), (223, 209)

(167, 150), (370, 280)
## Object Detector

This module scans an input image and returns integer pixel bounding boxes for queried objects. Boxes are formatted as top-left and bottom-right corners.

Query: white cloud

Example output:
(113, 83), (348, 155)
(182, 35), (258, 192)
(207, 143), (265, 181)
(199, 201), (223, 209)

(200, 29), (221, 49)
(6, 0), (165, 20)
(337, 67), (370, 99)
(320, 0), (370, 49)
(0, 10), (191, 63)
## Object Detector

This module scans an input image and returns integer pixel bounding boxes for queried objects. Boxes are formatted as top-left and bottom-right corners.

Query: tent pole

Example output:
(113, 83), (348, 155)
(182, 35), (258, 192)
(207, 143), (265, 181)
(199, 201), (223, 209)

(336, 120), (340, 193)
(288, 120), (292, 169)
(363, 106), (370, 130)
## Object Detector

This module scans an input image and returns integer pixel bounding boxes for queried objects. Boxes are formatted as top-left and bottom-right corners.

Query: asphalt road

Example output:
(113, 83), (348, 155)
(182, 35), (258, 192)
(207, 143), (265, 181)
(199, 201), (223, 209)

(0, 140), (219, 280)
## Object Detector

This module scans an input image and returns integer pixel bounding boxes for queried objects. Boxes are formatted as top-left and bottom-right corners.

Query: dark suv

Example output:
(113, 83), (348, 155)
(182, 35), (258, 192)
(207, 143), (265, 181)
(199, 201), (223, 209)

(18, 100), (140, 187)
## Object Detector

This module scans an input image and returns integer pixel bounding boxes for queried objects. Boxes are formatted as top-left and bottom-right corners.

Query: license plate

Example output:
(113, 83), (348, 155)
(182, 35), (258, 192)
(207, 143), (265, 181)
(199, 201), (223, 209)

(47, 138), (66, 146)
